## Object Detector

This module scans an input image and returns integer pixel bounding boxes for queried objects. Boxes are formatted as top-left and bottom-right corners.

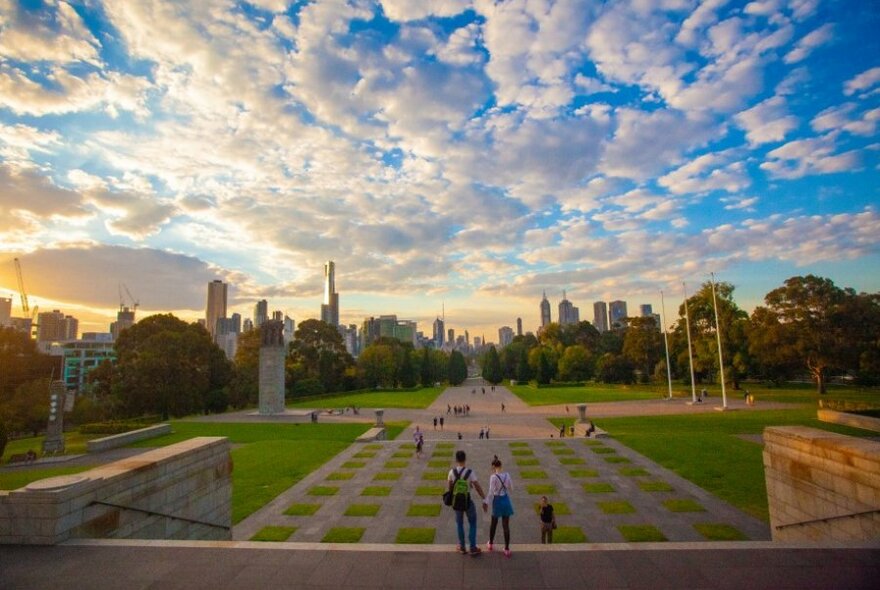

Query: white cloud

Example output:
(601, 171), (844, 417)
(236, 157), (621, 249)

(735, 95), (799, 145)
(722, 196), (759, 211)
(573, 73), (616, 94)
(380, 0), (472, 21)
(844, 67), (880, 97)
(812, 103), (880, 137)
(760, 134), (861, 179)
(676, 0), (730, 46)
(659, 151), (751, 194)
(433, 23), (484, 66)
(784, 22), (834, 64)
(0, 0), (101, 64)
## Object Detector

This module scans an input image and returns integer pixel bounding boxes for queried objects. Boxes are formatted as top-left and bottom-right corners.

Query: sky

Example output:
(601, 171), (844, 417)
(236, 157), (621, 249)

(0, 0), (878, 341)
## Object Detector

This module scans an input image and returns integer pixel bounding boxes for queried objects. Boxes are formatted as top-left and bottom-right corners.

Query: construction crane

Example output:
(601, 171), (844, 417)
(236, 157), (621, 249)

(119, 282), (139, 316)
(14, 257), (29, 316)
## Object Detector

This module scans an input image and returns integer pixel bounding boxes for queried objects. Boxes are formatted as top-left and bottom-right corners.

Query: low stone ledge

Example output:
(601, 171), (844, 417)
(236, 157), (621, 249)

(817, 409), (880, 434)
(86, 424), (172, 453)
(356, 427), (386, 442)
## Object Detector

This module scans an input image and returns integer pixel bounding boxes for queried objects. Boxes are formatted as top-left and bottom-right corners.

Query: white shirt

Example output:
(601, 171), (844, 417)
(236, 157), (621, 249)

(484, 471), (512, 504)
(447, 465), (478, 485)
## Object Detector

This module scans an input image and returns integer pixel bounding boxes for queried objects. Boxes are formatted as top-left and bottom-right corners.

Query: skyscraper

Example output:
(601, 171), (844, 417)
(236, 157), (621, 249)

(540, 291), (551, 327)
(516, 317), (522, 337)
(254, 299), (268, 327)
(558, 290), (580, 325)
(37, 310), (78, 343)
(498, 326), (514, 347)
(0, 296), (12, 327)
(321, 260), (340, 326)
(433, 317), (445, 348)
(639, 304), (653, 317)
(206, 280), (227, 337)
(593, 301), (609, 332)
(110, 306), (135, 340)
(609, 300), (628, 329)
(447, 328), (454, 344)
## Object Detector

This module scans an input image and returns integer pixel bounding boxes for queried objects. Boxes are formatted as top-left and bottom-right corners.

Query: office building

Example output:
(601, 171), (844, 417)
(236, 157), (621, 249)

(447, 328), (454, 345)
(341, 324), (358, 357)
(558, 291), (580, 325)
(206, 280), (227, 338)
(214, 313), (242, 360)
(0, 296), (11, 327)
(361, 315), (416, 348)
(283, 316), (295, 344)
(37, 310), (78, 343)
(516, 317), (522, 337)
(271, 310), (283, 322)
(499, 326), (514, 347)
(593, 301), (609, 332)
(540, 291), (551, 327)
(110, 306), (136, 340)
(639, 304), (653, 317)
(321, 260), (340, 326)
(254, 299), (268, 328)
(243, 318), (254, 332)
(609, 300), (628, 329)
(62, 340), (115, 393)
(433, 317), (445, 348)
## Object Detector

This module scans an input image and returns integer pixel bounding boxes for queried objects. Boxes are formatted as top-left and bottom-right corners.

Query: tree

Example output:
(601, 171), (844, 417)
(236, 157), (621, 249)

(290, 319), (353, 394)
(557, 345), (592, 382)
(229, 328), (261, 407)
(622, 316), (662, 378)
(448, 350), (468, 385)
(515, 346), (533, 382)
(481, 346), (503, 384)
(595, 353), (635, 384)
(1, 378), (51, 436)
(534, 349), (554, 385)
(419, 347), (433, 387)
(0, 327), (55, 400)
(399, 348), (418, 388)
(749, 275), (873, 394)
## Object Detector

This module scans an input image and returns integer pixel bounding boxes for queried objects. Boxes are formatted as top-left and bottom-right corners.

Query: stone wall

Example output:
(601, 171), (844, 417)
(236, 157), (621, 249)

(259, 345), (286, 414)
(85, 423), (172, 452)
(0, 437), (231, 545)
(817, 409), (880, 433)
(763, 426), (880, 542)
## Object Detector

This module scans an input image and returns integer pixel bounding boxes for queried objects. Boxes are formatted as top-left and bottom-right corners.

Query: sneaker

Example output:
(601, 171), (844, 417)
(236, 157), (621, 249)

(504, 549), (511, 558)
(469, 547), (482, 556)
(456, 546), (468, 555)
(486, 542), (494, 552)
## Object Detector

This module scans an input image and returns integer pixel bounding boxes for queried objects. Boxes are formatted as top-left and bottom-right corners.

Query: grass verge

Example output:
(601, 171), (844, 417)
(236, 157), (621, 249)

(250, 526), (296, 542)
(618, 525), (667, 542)
(396, 527), (435, 543)
(322, 527), (364, 543)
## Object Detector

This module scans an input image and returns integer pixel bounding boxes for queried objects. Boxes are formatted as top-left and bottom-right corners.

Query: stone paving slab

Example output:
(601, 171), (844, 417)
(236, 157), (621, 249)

(2, 541), (877, 590)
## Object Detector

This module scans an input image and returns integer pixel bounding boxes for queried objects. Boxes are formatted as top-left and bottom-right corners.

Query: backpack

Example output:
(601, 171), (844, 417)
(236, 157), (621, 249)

(451, 467), (471, 511)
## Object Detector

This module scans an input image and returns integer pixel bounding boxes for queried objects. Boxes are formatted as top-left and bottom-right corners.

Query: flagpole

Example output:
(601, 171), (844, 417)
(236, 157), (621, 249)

(682, 282), (697, 404)
(660, 290), (673, 401)
(710, 272), (728, 409)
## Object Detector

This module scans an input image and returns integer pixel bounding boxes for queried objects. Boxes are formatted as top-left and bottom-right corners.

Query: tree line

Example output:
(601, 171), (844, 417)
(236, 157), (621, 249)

(478, 275), (879, 394)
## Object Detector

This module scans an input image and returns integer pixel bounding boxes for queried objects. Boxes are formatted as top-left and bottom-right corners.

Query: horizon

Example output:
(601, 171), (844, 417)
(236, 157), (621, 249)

(1, 0), (878, 338)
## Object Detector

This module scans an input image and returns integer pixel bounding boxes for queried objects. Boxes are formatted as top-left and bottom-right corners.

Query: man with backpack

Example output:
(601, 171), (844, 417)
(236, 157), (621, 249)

(447, 450), (487, 556)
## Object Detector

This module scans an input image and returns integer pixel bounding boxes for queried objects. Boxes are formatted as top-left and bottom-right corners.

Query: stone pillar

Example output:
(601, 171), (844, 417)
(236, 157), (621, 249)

(42, 381), (66, 455)
(259, 321), (286, 415)
(375, 409), (385, 427)
(576, 403), (588, 423)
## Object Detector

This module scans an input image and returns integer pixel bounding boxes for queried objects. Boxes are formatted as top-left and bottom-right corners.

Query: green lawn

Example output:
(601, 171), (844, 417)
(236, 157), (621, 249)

(361, 486), (392, 496)
(396, 527), (435, 544)
(595, 407), (876, 522)
(344, 504), (381, 517)
(619, 525), (667, 542)
(322, 527), (365, 543)
(250, 526), (296, 542)
(406, 503), (441, 517)
(0, 465), (91, 491)
(284, 503), (321, 516)
(554, 526), (587, 543)
(509, 383), (663, 406)
(694, 523), (748, 541)
(2, 430), (101, 462)
(287, 386), (445, 409)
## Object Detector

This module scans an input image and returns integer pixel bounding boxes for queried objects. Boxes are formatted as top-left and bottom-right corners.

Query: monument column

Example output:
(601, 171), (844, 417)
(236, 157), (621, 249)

(259, 320), (286, 415)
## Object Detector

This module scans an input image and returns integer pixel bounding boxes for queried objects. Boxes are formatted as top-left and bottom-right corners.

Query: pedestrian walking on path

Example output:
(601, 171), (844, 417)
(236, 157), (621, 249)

(416, 434), (424, 459)
(448, 450), (486, 556)
(484, 456), (515, 557)
(440, 416), (444, 430)
(433, 417), (438, 430)
(539, 496), (555, 544)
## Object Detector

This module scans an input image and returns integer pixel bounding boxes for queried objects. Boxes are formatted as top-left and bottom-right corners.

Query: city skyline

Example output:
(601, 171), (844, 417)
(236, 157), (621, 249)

(0, 1), (878, 338)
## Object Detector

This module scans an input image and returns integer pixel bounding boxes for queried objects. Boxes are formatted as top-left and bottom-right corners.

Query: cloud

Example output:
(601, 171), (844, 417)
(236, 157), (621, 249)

(812, 103), (880, 137)
(760, 134), (862, 179)
(380, 0), (472, 21)
(844, 67), (880, 97)
(659, 151), (751, 194)
(0, 163), (91, 232)
(0, 0), (101, 64)
(784, 23), (834, 64)
(735, 96), (799, 145)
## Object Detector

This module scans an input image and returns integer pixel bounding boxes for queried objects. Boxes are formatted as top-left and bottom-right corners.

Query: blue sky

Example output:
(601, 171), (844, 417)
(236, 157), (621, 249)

(0, 0), (878, 339)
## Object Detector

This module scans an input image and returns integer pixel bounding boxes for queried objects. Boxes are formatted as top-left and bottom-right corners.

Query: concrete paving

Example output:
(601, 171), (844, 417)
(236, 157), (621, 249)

(2, 540), (877, 589)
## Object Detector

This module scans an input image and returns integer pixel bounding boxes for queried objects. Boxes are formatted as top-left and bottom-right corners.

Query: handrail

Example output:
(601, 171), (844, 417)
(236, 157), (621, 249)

(775, 508), (880, 530)
(90, 500), (230, 531)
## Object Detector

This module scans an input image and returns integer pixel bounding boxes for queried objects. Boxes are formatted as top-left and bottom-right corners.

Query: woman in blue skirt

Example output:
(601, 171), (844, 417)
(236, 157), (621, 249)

(483, 456), (515, 557)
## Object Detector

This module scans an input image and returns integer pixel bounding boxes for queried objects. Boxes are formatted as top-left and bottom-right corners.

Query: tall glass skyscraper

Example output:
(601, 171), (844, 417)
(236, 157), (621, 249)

(593, 301), (609, 332)
(540, 291), (551, 328)
(321, 260), (339, 326)
(206, 279), (227, 337)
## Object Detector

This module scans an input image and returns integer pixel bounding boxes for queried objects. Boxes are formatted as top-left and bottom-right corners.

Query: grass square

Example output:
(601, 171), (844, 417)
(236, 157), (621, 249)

(250, 526), (296, 542)
(663, 499), (706, 513)
(427, 459), (449, 468)
(520, 470), (548, 479)
(544, 441), (566, 447)
(364, 444), (383, 450)
(361, 486), (391, 496)
(554, 526), (587, 543)
(511, 449), (534, 456)
(533, 502), (571, 515)
(694, 523), (748, 541)
(421, 471), (448, 480)
(353, 451), (376, 459)
(399, 443), (416, 450)
(639, 481), (674, 492)
(604, 456), (631, 464)
(435, 442), (454, 449)
(582, 482), (615, 493)
(326, 471), (355, 481)
(598, 501), (636, 514)
(618, 525), (667, 542)
(568, 468), (599, 478)
(552, 448), (575, 455)
(619, 467), (649, 477)
(395, 527), (436, 544)
(393, 450), (413, 458)
(322, 527), (365, 543)
(582, 439), (604, 446)
(526, 484), (557, 495)
(509, 442), (530, 447)
(559, 457), (585, 465)
(591, 447), (616, 454)
(342, 461), (366, 469)
(384, 460), (409, 469)
(344, 504), (381, 517)
(374, 472), (401, 481)
(431, 450), (453, 458)
(515, 458), (540, 466)
(284, 503), (320, 516)
(308, 486), (339, 496)
(415, 485), (444, 496)
(407, 503), (442, 517)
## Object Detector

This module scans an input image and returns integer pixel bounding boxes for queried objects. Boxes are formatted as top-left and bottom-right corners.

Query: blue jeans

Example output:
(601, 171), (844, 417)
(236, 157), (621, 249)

(455, 500), (478, 549)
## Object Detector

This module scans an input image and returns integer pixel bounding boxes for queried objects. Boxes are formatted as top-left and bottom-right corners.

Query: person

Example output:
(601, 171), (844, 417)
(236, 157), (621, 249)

(448, 450), (487, 556)
(481, 387), (485, 394)
(484, 456), (515, 557)
(539, 496), (555, 544)
(448, 404), (452, 414)
(479, 428), (484, 440)
(413, 426), (421, 444)
(585, 421), (596, 437)
(457, 432), (463, 440)
(439, 416), (444, 430)
(702, 387), (708, 398)
(559, 424), (565, 438)
(416, 433), (424, 458)
(565, 405), (569, 413)
(501, 403), (505, 412)
(748, 392), (755, 406)
(569, 425), (575, 437)
(433, 417), (438, 430)
(485, 427), (490, 439)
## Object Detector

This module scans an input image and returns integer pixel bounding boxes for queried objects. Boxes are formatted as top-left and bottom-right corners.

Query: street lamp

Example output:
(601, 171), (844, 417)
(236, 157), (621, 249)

(710, 272), (728, 410)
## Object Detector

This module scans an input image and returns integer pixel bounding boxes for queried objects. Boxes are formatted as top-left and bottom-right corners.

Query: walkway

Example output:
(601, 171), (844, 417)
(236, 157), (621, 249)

(2, 540), (877, 589)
